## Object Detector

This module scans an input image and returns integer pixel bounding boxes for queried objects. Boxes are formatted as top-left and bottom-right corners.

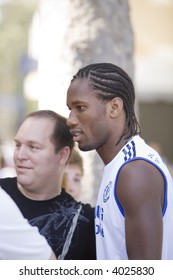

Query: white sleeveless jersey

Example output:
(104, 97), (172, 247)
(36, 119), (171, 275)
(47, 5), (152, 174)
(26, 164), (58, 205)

(95, 135), (173, 259)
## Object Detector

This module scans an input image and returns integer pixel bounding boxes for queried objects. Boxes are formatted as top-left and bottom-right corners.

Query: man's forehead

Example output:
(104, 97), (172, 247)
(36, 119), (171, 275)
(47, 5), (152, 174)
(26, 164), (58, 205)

(16, 117), (53, 139)
(69, 78), (90, 91)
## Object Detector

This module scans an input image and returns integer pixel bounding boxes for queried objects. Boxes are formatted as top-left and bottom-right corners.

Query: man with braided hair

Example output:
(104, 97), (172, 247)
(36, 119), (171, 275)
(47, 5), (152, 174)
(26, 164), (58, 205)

(66, 62), (173, 260)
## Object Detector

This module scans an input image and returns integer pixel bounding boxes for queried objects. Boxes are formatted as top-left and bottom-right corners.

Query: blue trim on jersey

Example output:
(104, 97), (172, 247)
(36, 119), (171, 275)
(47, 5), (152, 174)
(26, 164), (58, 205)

(114, 157), (168, 217)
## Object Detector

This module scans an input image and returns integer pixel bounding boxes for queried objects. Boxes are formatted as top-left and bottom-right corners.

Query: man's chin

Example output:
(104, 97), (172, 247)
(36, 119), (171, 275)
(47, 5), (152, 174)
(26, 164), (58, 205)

(17, 177), (30, 186)
(78, 147), (88, 152)
(78, 142), (93, 152)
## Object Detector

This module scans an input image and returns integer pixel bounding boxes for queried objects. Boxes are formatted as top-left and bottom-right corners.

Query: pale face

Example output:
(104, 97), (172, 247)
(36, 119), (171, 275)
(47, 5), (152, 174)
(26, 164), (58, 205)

(14, 117), (67, 197)
(64, 164), (83, 201)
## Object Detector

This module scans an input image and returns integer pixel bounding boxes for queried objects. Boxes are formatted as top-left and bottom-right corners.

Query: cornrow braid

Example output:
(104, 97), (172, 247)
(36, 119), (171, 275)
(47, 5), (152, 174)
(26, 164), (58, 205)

(71, 63), (141, 144)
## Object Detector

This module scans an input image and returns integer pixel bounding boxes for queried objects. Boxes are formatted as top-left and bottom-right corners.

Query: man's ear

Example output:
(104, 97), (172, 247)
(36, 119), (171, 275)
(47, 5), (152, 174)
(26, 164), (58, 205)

(58, 146), (71, 165)
(108, 97), (123, 118)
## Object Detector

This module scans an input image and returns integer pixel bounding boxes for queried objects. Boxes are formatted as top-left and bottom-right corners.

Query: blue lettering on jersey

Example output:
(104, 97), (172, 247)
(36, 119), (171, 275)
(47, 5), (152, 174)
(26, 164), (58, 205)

(95, 205), (104, 237)
(95, 224), (104, 237)
(95, 205), (104, 220)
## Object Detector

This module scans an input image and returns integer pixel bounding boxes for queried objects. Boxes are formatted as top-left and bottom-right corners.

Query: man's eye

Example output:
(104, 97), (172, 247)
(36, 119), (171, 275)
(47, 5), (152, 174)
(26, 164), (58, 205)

(29, 145), (39, 150)
(77, 106), (85, 111)
(15, 143), (21, 148)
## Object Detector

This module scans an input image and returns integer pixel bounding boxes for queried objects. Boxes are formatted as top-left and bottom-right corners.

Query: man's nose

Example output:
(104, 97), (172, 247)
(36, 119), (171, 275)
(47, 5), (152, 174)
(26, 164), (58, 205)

(67, 112), (78, 127)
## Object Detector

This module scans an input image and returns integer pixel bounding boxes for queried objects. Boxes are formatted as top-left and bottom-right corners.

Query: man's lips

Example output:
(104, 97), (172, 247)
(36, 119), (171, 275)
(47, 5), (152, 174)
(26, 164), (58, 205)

(16, 165), (32, 170)
(70, 129), (83, 141)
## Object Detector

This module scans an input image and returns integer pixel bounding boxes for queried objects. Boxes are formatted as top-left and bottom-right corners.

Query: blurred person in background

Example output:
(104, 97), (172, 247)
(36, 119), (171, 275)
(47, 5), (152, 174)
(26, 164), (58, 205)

(0, 110), (96, 260)
(62, 148), (84, 201)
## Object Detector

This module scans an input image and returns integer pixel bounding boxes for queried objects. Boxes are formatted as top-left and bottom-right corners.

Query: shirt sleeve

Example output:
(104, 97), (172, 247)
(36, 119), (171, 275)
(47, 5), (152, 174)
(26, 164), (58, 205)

(0, 187), (52, 260)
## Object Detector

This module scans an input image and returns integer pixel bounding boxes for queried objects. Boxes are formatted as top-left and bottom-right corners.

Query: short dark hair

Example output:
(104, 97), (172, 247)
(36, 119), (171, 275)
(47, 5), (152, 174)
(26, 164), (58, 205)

(26, 110), (74, 153)
(71, 63), (141, 143)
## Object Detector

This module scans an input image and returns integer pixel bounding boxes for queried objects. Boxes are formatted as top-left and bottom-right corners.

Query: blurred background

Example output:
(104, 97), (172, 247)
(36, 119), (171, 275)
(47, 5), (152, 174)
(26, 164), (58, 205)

(0, 0), (173, 203)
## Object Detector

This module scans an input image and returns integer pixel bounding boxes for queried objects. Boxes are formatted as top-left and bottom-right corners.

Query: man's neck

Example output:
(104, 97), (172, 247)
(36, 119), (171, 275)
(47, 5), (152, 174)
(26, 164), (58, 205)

(17, 183), (61, 201)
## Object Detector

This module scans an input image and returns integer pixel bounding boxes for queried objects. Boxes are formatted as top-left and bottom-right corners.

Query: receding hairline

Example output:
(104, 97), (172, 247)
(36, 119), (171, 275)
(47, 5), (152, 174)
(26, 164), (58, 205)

(25, 110), (66, 122)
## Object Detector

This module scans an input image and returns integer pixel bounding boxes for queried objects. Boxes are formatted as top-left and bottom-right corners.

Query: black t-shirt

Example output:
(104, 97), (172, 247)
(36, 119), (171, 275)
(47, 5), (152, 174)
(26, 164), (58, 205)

(0, 177), (96, 260)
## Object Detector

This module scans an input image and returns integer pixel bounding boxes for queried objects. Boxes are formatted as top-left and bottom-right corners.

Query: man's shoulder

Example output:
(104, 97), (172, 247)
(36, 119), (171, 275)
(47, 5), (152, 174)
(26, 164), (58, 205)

(80, 202), (95, 220)
(61, 189), (95, 218)
(0, 177), (17, 191)
(81, 202), (95, 211)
